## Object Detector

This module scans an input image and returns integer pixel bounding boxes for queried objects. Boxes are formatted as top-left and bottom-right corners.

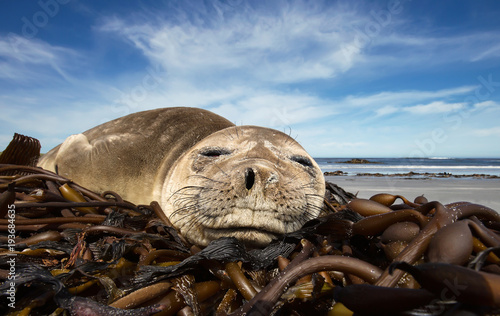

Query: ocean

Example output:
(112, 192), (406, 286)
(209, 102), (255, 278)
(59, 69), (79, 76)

(315, 157), (500, 177)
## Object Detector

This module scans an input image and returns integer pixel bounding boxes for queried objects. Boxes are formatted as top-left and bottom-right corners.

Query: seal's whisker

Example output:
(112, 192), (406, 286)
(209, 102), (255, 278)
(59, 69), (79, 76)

(188, 175), (230, 185)
(166, 186), (205, 203)
(283, 127), (293, 146)
(213, 163), (231, 179)
(226, 128), (236, 141)
(282, 171), (303, 185)
(235, 125), (240, 139)
(304, 193), (325, 202)
(298, 182), (320, 190)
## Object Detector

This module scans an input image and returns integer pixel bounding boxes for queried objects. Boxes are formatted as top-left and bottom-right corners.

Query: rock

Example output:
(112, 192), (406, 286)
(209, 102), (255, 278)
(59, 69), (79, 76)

(339, 158), (380, 164)
(324, 170), (347, 176)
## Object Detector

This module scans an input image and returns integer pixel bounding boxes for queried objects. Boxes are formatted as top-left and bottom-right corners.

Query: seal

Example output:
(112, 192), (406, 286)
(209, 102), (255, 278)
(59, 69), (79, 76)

(38, 107), (325, 247)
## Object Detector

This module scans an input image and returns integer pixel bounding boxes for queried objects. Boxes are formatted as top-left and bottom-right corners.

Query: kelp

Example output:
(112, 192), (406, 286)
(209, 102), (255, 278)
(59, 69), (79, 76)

(1, 133), (500, 315)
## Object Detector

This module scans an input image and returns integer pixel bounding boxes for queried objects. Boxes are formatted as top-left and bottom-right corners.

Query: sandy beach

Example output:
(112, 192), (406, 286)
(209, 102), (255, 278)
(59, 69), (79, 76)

(326, 176), (500, 212)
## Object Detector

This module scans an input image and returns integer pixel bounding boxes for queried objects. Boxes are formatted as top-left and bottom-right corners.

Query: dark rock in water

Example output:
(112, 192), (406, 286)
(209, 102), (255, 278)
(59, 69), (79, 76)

(324, 170), (347, 176)
(339, 158), (381, 164)
(357, 172), (385, 177)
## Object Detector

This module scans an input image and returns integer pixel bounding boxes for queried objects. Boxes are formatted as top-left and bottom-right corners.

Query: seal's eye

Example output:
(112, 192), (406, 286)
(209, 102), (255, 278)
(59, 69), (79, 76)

(200, 148), (232, 158)
(290, 155), (313, 167)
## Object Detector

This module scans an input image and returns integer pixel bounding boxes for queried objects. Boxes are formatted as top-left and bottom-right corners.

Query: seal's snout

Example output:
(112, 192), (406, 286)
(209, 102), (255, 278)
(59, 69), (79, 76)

(242, 164), (279, 193)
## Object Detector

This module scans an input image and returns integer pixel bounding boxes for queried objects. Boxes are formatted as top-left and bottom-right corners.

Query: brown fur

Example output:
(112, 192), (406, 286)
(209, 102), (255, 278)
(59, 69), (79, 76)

(38, 108), (325, 246)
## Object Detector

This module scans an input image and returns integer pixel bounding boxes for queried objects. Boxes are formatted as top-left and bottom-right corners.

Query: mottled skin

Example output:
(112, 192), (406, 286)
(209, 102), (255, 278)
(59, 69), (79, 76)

(38, 108), (233, 204)
(38, 107), (325, 247)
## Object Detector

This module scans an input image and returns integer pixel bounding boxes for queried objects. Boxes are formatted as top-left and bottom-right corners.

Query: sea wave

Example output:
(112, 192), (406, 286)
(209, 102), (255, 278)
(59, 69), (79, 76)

(318, 164), (500, 170)
(315, 158), (500, 176)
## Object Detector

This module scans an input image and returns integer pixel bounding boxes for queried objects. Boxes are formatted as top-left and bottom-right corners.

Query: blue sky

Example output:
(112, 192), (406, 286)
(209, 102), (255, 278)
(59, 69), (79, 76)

(1, 0), (500, 158)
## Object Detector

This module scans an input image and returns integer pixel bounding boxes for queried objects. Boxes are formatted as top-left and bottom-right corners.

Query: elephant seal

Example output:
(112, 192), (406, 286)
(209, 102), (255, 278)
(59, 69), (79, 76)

(38, 107), (325, 247)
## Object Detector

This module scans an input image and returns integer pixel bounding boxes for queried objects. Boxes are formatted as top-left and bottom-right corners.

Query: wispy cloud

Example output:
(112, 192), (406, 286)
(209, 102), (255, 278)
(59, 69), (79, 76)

(375, 105), (398, 116)
(98, 1), (369, 84)
(341, 86), (477, 108)
(471, 43), (500, 62)
(334, 86), (481, 120)
(472, 127), (500, 137)
(474, 100), (500, 109)
(369, 32), (500, 67)
(404, 101), (465, 115)
(210, 91), (337, 128)
(0, 35), (80, 83)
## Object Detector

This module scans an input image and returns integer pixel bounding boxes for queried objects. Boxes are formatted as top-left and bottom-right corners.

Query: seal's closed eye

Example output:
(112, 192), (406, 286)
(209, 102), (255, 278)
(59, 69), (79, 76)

(200, 147), (232, 158)
(290, 155), (313, 167)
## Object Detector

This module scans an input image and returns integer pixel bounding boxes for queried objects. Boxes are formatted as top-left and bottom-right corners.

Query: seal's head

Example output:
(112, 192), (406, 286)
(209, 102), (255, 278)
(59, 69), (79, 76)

(162, 126), (325, 247)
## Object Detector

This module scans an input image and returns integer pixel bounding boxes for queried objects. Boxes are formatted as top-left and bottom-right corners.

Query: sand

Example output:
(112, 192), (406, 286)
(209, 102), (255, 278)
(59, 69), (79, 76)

(326, 176), (500, 212)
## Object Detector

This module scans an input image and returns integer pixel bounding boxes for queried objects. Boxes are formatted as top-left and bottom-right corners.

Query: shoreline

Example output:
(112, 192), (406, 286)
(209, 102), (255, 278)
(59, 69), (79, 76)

(324, 171), (500, 179)
(325, 175), (500, 212)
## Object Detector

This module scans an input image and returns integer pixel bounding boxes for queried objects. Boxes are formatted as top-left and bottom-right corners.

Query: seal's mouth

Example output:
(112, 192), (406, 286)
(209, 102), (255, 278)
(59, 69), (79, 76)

(172, 203), (316, 247)
(204, 208), (295, 233)
(207, 226), (281, 235)
(204, 226), (280, 247)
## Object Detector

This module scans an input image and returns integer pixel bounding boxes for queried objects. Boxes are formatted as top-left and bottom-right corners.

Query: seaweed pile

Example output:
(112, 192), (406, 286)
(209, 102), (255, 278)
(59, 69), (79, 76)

(1, 140), (500, 315)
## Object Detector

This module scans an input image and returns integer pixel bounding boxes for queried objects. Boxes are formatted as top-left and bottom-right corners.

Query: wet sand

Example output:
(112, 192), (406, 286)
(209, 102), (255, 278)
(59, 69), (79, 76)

(326, 176), (500, 212)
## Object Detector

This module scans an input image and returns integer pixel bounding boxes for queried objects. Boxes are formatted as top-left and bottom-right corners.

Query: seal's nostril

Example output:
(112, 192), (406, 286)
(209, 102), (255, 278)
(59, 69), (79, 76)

(268, 173), (278, 184)
(245, 168), (255, 190)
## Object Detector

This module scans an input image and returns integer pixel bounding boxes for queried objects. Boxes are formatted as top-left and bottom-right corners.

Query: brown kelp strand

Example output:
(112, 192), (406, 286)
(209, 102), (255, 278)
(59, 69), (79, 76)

(0, 134), (40, 168)
(109, 281), (172, 309)
(391, 262), (500, 308)
(59, 183), (99, 214)
(467, 217), (500, 247)
(426, 220), (474, 265)
(348, 198), (393, 216)
(369, 193), (420, 208)
(375, 201), (500, 288)
(13, 201), (139, 212)
(230, 255), (383, 316)
(333, 284), (436, 315)
(352, 207), (429, 236)
(1, 164), (500, 315)
(0, 184), (15, 218)
(224, 262), (258, 301)
(14, 230), (62, 246)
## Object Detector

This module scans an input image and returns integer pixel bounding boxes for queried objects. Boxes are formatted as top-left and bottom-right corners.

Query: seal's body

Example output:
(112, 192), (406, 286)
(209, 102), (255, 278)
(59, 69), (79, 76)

(38, 107), (325, 246)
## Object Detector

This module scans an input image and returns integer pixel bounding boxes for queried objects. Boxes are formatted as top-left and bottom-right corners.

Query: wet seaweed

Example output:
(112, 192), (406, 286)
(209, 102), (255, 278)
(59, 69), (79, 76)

(1, 134), (500, 315)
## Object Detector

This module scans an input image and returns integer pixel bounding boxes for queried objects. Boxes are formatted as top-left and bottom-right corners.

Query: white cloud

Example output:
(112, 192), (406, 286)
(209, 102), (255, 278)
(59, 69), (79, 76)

(375, 105), (398, 116)
(99, 1), (369, 84)
(371, 32), (500, 67)
(472, 127), (500, 137)
(332, 86), (480, 120)
(0, 34), (79, 82)
(471, 43), (500, 62)
(341, 86), (476, 109)
(474, 100), (500, 109)
(107, 75), (337, 129)
(403, 101), (465, 115)
(211, 92), (337, 128)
